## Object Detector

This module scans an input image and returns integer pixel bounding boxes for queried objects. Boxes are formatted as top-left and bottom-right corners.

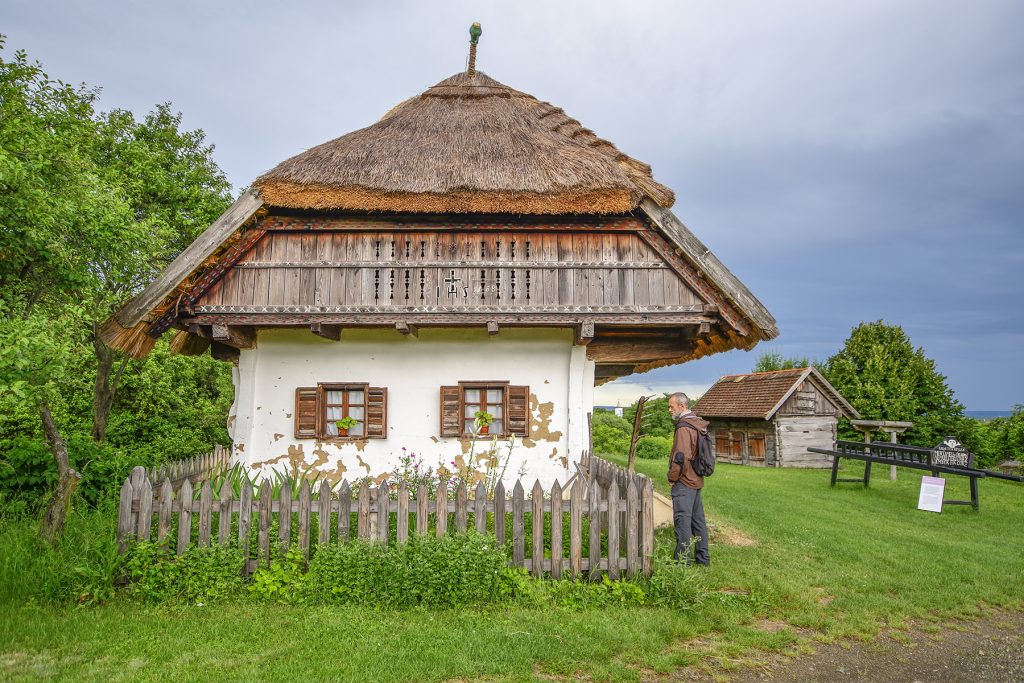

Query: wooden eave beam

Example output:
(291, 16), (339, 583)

(395, 322), (418, 338)
(587, 338), (696, 364)
(575, 321), (595, 345)
(114, 189), (264, 328)
(211, 324), (256, 349)
(310, 323), (342, 341)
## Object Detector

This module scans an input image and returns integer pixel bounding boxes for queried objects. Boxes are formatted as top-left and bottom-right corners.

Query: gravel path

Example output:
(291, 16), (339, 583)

(724, 610), (1024, 683)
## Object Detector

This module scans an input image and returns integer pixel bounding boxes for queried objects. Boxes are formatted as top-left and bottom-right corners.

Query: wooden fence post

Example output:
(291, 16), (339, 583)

(136, 474), (153, 542)
(607, 480), (620, 580)
(531, 480), (544, 578)
(512, 480), (525, 568)
(376, 483), (390, 544)
(626, 478), (639, 578)
(493, 481), (506, 544)
(358, 483), (370, 540)
(238, 478), (253, 565)
(198, 480), (213, 547)
(218, 481), (232, 546)
(397, 483), (409, 544)
(436, 480), (448, 537)
(642, 478), (654, 577)
(157, 479), (173, 548)
(117, 477), (133, 554)
(298, 480), (312, 562)
(416, 484), (429, 536)
(474, 482), (487, 534)
(318, 480), (332, 546)
(569, 478), (582, 579)
(279, 483), (292, 552)
(177, 479), (193, 555)
(550, 479), (563, 579)
(589, 476), (601, 580)
(455, 482), (468, 532)
(258, 482), (271, 567)
(338, 481), (351, 543)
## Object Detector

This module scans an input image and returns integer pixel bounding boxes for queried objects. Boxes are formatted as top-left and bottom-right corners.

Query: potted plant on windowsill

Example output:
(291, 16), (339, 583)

(335, 415), (361, 437)
(473, 410), (494, 435)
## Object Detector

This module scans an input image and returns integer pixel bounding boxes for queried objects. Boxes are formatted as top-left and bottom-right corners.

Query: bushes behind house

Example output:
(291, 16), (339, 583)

(636, 435), (673, 459)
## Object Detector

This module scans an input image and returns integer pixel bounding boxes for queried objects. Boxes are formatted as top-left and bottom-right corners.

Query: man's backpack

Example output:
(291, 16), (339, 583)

(681, 422), (716, 478)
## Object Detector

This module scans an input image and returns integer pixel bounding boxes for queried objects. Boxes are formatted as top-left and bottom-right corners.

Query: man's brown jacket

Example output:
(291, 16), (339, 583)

(667, 413), (709, 489)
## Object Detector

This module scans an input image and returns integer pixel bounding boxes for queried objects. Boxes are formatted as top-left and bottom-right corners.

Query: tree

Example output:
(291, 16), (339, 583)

(752, 350), (819, 373)
(822, 321), (965, 447)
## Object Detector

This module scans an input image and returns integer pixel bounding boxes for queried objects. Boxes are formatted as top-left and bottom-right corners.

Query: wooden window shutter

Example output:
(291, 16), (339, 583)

(507, 385), (530, 437)
(439, 386), (461, 437)
(365, 387), (388, 439)
(294, 387), (319, 439)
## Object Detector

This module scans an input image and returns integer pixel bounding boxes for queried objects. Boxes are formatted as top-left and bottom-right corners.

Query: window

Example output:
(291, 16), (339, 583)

(439, 383), (529, 438)
(715, 430), (743, 461)
(293, 384), (387, 439)
(322, 384), (366, 438)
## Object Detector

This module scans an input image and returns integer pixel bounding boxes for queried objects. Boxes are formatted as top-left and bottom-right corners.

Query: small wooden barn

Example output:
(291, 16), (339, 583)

(695, 368), (859, 468)
(100, 29), (777, 487)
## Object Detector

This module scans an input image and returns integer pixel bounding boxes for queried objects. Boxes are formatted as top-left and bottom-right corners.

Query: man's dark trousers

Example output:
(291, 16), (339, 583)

(671, 481), (709, 565)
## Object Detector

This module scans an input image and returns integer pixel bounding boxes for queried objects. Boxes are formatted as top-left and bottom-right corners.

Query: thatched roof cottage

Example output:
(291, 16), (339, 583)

(102, 27), (777, 486)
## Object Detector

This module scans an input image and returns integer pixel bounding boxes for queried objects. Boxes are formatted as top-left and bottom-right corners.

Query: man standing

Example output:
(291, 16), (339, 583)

(667, 392), (710, 565)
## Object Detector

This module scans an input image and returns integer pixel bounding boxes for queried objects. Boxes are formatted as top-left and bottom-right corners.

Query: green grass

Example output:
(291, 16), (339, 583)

(2, 460), (1022, 681)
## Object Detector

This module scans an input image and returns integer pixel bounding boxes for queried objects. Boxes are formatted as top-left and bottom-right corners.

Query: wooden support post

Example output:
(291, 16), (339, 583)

(211, 324), (256, 349)
(575, 321), (594, 345)
(486, 321), (499, 336)
(395, 322), (418, 338)
(310, 322), (342, 341)
(699, 321), (711, 336)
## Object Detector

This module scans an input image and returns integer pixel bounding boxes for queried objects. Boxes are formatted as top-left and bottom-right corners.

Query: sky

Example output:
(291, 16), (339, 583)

(4, 0), (1022, 410)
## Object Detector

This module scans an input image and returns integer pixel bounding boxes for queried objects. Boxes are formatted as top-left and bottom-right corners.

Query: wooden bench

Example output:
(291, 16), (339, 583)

(808, 439), (1023, 511)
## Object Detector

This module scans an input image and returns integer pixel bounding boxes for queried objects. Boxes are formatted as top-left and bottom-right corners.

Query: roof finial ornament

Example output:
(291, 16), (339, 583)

(467, 22), (482, 76)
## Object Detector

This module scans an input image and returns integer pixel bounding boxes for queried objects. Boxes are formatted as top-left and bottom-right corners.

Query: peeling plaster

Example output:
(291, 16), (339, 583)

(355, 454), (372, 474)
(250, 443), (305, 472)
(273, 433), (284, 442)
(522, 395), (563, 447)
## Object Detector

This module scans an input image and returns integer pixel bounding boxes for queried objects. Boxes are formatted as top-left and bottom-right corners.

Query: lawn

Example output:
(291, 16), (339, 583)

(1, 460), (1021, 681)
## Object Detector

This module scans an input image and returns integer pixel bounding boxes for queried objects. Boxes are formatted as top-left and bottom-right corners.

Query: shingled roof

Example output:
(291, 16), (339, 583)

(253, 71), (674, 215)
(695, 367), (858, 420)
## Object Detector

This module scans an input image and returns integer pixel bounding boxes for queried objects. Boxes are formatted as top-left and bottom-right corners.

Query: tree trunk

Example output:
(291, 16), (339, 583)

(627, 396), (651, 475)
(39, 403), (82, 544)
(91, 329), (124, 442)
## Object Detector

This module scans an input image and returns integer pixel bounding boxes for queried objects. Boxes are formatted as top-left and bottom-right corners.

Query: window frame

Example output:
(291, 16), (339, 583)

(458, 380), (510, 438)
(318, 382), (370, 441)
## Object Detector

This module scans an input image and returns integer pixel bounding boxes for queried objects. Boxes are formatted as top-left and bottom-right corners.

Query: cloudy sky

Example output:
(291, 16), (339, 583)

(5, 0), (1022, 410)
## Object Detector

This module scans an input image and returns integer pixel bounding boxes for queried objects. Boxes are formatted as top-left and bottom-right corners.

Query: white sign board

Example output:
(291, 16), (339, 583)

(918, 476), (946, 513)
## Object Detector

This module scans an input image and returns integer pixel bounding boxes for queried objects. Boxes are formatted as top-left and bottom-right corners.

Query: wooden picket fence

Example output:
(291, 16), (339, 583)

(117, 453), (655, 579)
(146, 444), (230, 489)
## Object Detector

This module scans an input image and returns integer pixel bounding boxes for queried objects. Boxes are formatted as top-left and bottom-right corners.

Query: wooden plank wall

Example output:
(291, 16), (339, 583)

(198, 231), (702, 313)
(117, 457), (656, 580)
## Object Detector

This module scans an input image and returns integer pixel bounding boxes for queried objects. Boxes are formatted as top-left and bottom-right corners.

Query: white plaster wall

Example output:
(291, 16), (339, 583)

(230, 327), (586, 487)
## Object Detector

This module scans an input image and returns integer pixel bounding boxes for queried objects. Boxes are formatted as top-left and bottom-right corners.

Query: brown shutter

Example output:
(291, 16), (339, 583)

(507, 385), (529, 437)
(439, 385), (461, 437)
(366, 387), (388, 439)
(294, 387), (319, 439)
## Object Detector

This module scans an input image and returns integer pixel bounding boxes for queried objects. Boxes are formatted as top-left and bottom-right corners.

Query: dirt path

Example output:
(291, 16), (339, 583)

(715, 610), (1024, 683)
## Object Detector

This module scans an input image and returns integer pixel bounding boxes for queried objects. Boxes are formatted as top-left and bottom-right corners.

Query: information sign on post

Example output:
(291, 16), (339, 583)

(930, 438), (973, 468)
(918, 476), (945, 513)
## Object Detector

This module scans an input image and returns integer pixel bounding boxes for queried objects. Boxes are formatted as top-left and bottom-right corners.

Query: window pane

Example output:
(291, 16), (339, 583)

(491, 420), (503, 435)
(348, 407), (365, 421)
(326, 390), (343, 405)
(490, 405), (503, 418)
(464, 419), (475, 433)
(486, 388), (503, 403)
(348, 422), (364, 437)
(326, 407), (342, 421)
(465, 405), (478, 419)
(325, 422), (339, 437)
(464, 389), (481, 403)
(348, 390), (364, 405)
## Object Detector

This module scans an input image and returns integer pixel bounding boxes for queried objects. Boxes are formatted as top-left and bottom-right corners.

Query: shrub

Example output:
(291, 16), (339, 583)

(642, 548), (709, 609)
(636, 435), (673, 459)
(124, 541), (246, 604)
(307, 533), (509, 608)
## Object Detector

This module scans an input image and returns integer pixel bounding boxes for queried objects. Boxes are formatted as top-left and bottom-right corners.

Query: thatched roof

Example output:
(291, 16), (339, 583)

(696, 368), (858, 420)
(253, 72), (674, 214)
